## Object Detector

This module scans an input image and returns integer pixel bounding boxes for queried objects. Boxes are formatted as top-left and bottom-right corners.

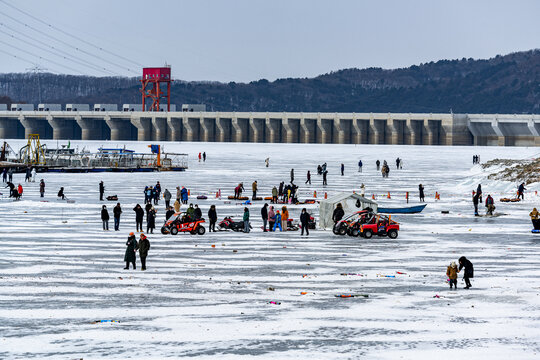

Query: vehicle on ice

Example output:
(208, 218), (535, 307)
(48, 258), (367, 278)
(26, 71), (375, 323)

(333, 210), (374, 236)
(161, 212), (206, 235)
(360, 214), (399, 239)
(218, 216), (252, 232)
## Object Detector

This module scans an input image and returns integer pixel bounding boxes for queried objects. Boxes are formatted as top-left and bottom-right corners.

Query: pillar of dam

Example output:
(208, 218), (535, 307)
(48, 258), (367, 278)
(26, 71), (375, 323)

(20, 116), (52, 139)
(385, 118), (402, 145)
(282, 117), (300, 143)
(353, 118), (369, 144)
(249, 117), (265, 142)
(491, 120), (506, 146)
(232, 117), (249, 142)
(47, 117), (76, 140)
(216, 117), (231, 142)
(106, 117), (132, 141)
(300, 117), (316, 143)
(317, 116), (333, 144)
(369, 118), (385, 144)
(200, 117), (216, 142)
(152, 118), (167, 141)
(0, 118), (19, 139)
(405, 119), (419, 145)
(333, 117), (346, 144)
(76, 117), (101, 140)
(266, 117), (281, 143)
(130, 117), (152, 141)
(167, 117), (182, 141)
(183, 116), (200, 141)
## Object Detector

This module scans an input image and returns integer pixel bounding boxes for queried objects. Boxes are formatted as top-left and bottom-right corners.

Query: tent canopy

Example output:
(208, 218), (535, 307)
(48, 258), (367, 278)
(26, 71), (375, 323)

(318, 192), (378, 229)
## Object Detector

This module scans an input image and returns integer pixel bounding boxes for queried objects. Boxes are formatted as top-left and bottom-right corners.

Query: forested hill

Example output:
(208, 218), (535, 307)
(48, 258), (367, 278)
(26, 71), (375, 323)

(0, 49), (538, 114)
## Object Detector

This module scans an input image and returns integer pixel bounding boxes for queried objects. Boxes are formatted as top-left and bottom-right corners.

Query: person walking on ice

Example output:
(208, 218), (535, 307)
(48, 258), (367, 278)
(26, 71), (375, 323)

(99, 181), (105, 201)
(446, 261), (458, 289)
(124, 233), (138, 270)
(101, 205), (110, 231)
(419, 184), (425, 202)
(305, 170), (311, 185)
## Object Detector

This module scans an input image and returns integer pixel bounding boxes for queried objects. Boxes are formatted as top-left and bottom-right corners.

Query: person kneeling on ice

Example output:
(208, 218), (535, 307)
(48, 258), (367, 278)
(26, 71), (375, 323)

(138, 233), (150, 271)
(124, 232), (138, 270)
(458, 256), (474, 289)
(57, 187), (65, 200)
(485, 194), (495, 215)
(530, 208), (540, 230)
(446, 261), (458, 289)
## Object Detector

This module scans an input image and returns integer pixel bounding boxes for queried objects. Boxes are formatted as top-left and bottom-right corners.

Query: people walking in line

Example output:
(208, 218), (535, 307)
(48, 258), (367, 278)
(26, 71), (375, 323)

(268, 206), (276, 231)
(458, 256), (474, 289)
(163, 188), (172, 208)
(138, 234), (150, 271)
(208, 205), (217, 232)
(243, 207), (250, 233)
(133, 204), (144, 232)
(101, 205), (110, 231)
(358, 160), (363, 172)
(39, 179), (45, 197)
(124, 233), (137, 270)
(261, 203), (268, 232)
(300, 208), (310, 236)
(252, 181), (258, 200)
(99, 181), (105, 201)
(446, 261), (458, 289)
(305, 171), (311, 185)
(419, 184), (425, 202)
(113, 203), (122, 231)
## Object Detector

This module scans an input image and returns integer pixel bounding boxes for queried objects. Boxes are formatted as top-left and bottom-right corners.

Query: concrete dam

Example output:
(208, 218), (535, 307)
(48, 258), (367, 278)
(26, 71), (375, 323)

(1, 110), (539, 146)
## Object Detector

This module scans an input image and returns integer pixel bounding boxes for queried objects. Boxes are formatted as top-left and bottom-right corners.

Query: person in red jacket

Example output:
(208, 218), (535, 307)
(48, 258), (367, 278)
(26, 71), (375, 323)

(17, 184), (23, 198)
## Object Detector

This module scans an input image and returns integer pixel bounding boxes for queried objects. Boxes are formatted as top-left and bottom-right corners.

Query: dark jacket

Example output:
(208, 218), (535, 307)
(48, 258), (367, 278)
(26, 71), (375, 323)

(208, 208), (217, 222)
(165, 209), (175, 220)
(101, 208), (110, 221)
(138, 238), (150, 257)
(99, 182), (104, 193)
(332, 207), (344, 223)
(300, 212), (310, 224)
(133, 206), (144, 221)
(147, 209), (156, 228)
(194, 207), (202, 220)
(473, 194), (479, 205)
(124, 235), (137, 262)
(458, 257), (474, 278)
(261, 205), (268, 220)
(113, 205), (122, 218)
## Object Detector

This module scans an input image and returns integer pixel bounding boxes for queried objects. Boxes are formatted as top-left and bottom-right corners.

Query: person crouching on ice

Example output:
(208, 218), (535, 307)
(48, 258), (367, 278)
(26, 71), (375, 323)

(446, 261), (458, 289)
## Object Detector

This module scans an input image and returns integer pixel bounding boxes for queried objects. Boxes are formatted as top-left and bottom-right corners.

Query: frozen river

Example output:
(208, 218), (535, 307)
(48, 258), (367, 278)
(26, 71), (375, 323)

(1, 141), (539, 359)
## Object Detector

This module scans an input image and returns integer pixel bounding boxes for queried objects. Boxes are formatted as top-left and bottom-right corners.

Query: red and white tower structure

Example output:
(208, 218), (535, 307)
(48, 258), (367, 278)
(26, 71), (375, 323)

(140, 66), (172, 112)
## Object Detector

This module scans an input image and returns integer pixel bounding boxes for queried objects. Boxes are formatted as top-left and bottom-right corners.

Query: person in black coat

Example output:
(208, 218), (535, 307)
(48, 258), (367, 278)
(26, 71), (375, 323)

(101, 205), (109, 230)
(133, 204), (144, 232)
(278, 181), (284, 197)
(332, 203), (344, 223)
(300, 208), (310, 236)
(458, 256), (474, 289)
(165, 207), (175, 221)
(208, 205), (217, 232)
(194, 204), (202, 220)
(261, 203), (268, 232)
(473, 193), (480, 216)
(476, 184), (482, 203)
(113, 203), (122, 231)
(322, 170), (328, 186)
(147, 207), (156, 234)
(138, 233), (150, 271)
(124, 233), (137, 270)
(419, 184), (425, 202)
(99, 181), (105, 201)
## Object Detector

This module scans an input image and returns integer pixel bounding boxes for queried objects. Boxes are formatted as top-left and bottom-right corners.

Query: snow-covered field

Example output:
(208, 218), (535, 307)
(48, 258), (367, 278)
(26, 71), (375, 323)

(1, 141), (539, 359)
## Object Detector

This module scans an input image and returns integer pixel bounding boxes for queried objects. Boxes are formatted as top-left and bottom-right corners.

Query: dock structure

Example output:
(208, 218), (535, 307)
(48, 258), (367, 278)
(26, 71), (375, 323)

(1, 110), (539, 146)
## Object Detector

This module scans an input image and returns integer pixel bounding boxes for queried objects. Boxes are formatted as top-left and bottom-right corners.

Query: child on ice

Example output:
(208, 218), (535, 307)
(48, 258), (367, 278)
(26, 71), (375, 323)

(446, 261), (458, 289)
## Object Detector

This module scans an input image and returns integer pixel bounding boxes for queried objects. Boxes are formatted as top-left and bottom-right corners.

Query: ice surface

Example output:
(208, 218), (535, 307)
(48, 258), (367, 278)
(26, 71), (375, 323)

(1, 141), (539, 359)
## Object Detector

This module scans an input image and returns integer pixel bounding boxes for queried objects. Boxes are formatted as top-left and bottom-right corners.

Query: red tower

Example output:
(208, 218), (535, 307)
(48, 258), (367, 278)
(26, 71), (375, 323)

(140, 66), (172, 112)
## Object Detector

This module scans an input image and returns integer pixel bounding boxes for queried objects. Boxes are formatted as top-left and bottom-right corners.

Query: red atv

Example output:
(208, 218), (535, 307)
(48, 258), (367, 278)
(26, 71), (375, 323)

(333, 210), (373, 236)
(161, 212), (206, 235)
(360, 214), (399, 239)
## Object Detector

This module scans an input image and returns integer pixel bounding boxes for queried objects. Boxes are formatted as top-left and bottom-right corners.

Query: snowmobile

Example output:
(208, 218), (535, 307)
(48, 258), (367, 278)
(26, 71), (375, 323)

(161, 212), (206, 235)
(218, 216), (252, 232)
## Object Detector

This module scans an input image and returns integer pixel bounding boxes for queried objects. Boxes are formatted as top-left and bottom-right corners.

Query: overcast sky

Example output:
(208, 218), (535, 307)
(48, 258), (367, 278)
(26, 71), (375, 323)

(0, 0), (538, 82)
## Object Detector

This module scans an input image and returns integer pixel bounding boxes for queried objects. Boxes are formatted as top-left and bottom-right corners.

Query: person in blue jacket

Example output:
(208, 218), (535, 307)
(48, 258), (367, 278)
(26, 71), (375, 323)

(273, 210), (283, 232)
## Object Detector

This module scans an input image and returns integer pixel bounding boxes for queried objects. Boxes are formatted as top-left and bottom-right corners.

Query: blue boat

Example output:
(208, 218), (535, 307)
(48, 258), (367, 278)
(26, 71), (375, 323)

(378, 204), (427, 214)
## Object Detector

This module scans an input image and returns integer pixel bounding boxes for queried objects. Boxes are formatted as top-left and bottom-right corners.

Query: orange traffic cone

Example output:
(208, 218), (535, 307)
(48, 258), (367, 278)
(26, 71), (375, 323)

(387, 192), (391, 199)
(313, 190), (317, 198)
(188, 189), (191, 196)
(372, 194), (376, 200)
(324, 192), (328, 199)
(435, 192), (440, 200)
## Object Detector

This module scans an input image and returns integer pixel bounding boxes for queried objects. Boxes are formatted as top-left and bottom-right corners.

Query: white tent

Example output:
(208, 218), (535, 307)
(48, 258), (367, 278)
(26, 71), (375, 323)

(319, 192), (378, 229)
